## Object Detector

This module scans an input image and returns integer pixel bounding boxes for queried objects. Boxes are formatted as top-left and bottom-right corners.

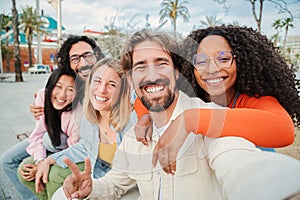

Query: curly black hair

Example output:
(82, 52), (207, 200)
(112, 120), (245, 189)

(55, 35), (105, 71)
(180, 25), (300, 127)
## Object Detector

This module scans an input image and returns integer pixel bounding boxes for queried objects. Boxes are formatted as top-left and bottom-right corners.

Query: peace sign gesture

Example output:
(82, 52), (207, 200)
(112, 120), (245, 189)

(62, 157), (93, 200)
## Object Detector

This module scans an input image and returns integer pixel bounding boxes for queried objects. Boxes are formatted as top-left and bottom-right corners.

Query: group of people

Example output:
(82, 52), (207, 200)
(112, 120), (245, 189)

(0, 25), (300, 200)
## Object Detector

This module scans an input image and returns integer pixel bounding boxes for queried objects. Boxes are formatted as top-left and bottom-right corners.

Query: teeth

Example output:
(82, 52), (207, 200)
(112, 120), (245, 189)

(95, 95), (107, 101)
(56, 98), (65, 103)
(205, 78), (223, 83)
(145, 86), (164, 93)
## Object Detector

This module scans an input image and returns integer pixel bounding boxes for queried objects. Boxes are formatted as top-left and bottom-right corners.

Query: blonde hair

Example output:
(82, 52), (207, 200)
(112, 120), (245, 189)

(83, 58), (131, 131)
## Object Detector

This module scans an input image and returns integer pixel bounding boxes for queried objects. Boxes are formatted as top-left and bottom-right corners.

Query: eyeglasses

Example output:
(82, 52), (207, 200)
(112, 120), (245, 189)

(193, 51), (236, 72)
(69, 52), (95, 64)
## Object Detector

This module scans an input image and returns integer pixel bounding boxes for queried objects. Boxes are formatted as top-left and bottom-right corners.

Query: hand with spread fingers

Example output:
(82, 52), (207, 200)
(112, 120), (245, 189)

(62, 157), (92, 200)
(134, 114), (153, 146)
(152, 113), (189, 175)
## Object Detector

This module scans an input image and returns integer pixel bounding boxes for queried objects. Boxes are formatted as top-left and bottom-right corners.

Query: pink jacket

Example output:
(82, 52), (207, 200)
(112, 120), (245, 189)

(26, 88), (82, 161)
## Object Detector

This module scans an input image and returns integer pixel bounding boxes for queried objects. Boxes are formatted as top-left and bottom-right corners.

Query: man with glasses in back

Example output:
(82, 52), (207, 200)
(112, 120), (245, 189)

(0, 35), (105, 200)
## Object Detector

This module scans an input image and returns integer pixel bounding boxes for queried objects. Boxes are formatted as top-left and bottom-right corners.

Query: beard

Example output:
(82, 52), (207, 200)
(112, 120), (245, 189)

(140, 87), (176, 112)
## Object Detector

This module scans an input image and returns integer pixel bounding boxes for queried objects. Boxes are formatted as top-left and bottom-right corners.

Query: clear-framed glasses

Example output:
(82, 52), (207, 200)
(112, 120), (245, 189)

(69, 52), (95, 64)
(193, 51), (236, 72)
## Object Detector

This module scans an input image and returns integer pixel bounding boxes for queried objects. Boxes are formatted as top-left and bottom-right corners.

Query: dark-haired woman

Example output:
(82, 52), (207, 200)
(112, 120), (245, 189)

(18, 68), (82, 198)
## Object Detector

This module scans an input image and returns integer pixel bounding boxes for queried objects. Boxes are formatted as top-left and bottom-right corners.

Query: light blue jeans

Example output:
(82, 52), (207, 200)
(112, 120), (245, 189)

(0, 139), (38, 200)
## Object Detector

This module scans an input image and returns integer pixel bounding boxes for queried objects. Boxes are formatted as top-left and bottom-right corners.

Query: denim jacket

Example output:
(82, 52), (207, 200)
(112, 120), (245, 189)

(49, 112), (137, 178)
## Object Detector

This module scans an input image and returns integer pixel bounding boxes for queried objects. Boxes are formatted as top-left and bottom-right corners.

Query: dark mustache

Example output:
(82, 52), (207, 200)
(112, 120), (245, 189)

(139, 79), (170, 88)
(76, 65), (93, 73)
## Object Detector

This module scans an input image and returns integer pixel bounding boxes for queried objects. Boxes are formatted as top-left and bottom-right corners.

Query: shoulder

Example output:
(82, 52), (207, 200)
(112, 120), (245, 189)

(237, 94), (280, 108)
(178, 91), (223, 109)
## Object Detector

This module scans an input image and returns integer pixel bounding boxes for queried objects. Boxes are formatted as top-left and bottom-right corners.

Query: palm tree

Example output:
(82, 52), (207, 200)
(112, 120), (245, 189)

(200, 15), (223, 27)
(272, 19), (282, 47)
(11, 0), (23, 82)
(159, 0), (190, 38)
(281, 17), (294, 51)
(20, 6), (46, 68)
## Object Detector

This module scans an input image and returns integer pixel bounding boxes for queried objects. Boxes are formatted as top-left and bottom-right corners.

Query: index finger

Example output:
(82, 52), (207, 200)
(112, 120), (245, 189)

(63, 157), (81, 176)
(83, 157), (92, 174)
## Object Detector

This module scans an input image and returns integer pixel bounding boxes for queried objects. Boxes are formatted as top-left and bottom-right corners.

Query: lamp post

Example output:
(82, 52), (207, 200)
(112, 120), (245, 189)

(57, 0), (62, 48)
(48, 0), (62, 48)
(36, 0), (43, 64)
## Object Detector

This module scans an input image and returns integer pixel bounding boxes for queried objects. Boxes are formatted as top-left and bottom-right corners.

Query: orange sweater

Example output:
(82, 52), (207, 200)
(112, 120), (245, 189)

(134, 94), (294, 148)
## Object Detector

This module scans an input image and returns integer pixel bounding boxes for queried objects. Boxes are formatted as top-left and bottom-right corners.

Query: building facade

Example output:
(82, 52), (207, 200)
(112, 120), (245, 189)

(285, 35), (300, 70)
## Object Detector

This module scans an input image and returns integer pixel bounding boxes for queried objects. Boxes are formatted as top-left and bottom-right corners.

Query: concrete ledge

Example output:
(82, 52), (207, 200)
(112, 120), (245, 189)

(0, 76), (10, 82)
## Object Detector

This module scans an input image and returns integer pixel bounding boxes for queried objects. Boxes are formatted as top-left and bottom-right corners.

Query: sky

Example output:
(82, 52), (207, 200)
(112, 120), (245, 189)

(1, 0), (299, 39)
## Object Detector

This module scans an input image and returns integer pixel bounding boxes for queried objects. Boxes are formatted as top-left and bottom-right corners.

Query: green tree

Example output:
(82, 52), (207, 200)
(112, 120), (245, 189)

(200, 15), (223, 27)
(20, 6), (46, 68)
(271, 19), (282, 47)
(0, 14), (13, 72)
(12, 0), (23, 82)
(98, 11), (128, 59)
(159, 0), (190, 38)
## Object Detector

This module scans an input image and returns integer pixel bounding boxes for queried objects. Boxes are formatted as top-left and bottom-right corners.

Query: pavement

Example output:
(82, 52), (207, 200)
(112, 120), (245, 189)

(0, 72), (50, 200)
(0, 73), (50, 155)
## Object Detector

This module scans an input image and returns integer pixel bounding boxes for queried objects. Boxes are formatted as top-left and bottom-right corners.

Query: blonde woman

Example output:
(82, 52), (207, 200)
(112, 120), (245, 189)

(29, 58), (135, 199)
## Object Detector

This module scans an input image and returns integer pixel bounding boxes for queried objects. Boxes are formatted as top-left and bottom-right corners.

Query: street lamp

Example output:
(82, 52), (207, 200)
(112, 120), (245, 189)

(48, 0), (62, 48)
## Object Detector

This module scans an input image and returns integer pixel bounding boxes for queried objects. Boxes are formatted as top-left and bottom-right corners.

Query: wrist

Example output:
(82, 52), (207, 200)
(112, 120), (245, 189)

(45, 157), (56, 165)
(35, 158), (45, 165)
(184, 109), (197, 134)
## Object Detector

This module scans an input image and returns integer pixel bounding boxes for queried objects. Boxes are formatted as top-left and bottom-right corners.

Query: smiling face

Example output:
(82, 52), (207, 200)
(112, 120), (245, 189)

(130, 40), (178, 112)
(194, 35), (237, 105)
(51, 75), (76, 110)
(89, 65), (121, 112)
(69, 41), (97, 80)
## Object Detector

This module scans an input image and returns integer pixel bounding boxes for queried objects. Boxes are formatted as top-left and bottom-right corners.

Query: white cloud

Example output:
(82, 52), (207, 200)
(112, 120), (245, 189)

(0, 0), (299, 37)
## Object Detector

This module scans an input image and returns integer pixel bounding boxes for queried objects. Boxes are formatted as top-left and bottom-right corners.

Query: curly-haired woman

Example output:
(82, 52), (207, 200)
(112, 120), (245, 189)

(142, 25), (300, 174)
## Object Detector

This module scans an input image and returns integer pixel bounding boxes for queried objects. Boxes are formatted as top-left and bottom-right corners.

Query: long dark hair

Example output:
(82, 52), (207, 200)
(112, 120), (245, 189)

(180, 25), (300, 127)
(44, 68), (78, 146)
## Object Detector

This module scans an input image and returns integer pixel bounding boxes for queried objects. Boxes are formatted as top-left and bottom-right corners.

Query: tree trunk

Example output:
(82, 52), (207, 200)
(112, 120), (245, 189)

(282, 27), (288, 51)
(249, 0), (264, 32)
(12, 0), (23, 82)
(173, 18), (177, 39)
(5, 39), (10, 72)
(28, 35), (33, 68)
